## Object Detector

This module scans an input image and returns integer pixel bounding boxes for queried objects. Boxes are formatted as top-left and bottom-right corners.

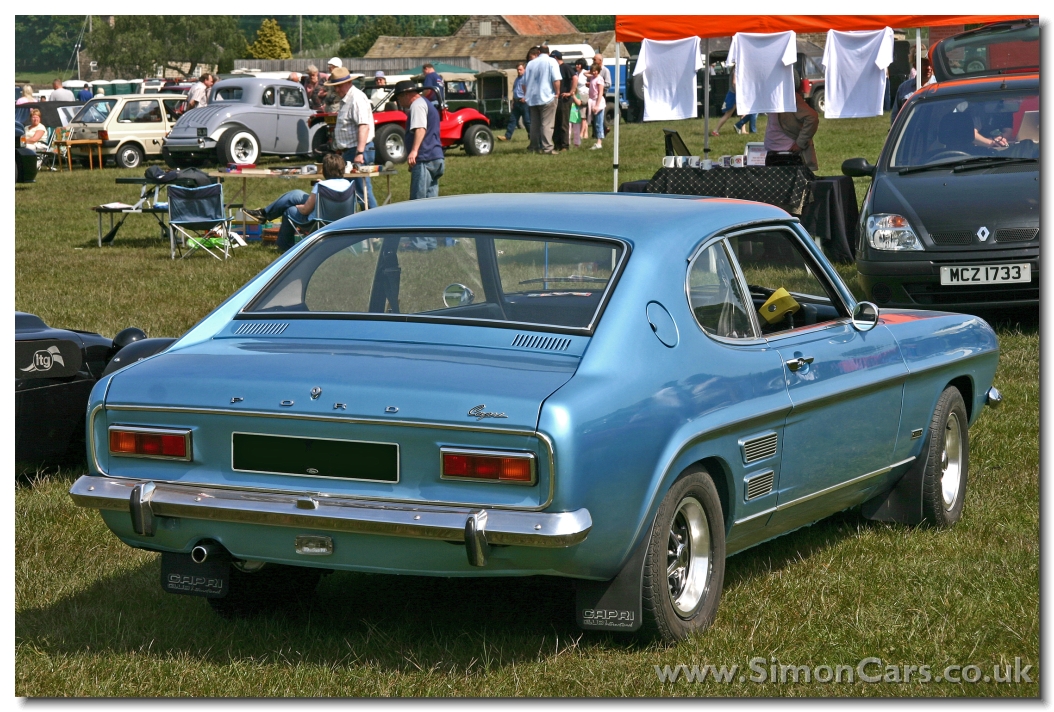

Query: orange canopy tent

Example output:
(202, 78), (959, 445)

(614, 16), (1026, 42)
(608, 15), (1025, 190)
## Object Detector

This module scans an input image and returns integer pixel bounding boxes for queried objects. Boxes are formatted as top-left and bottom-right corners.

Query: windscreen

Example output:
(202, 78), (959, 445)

(245, 232), (625, 331)
(890, 91), (1039, 168)
(72, 99), (117, 124)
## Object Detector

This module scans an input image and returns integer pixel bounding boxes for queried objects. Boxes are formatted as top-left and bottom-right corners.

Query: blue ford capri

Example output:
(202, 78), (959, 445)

(70, 193), (1000, 642)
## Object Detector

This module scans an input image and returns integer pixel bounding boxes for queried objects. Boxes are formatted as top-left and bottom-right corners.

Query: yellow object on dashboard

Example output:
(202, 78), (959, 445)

(759, 287), (800, 324)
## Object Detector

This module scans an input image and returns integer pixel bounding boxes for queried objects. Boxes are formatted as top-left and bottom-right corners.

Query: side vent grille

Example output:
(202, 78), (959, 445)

(235, 322), (289, 336)
(997, 228), (1038, 243)
(511, 334), (572, 352)
(742, 432), (778, 464)
(745, 470), (775, 500)
(930, 230), (973, 246)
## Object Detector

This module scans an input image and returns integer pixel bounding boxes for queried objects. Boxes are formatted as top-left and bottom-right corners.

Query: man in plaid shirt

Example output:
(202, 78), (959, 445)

(327, 67), (376, 210)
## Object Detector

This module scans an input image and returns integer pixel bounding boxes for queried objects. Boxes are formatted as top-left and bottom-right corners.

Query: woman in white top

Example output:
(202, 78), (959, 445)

(22, 109), (48, 151)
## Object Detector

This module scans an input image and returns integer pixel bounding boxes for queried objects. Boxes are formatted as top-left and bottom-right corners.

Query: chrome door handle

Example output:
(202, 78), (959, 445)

(785, 356), (814, 372)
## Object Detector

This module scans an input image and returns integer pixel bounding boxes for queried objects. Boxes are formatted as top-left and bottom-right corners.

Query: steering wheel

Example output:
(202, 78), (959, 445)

(927, 150), (972, 162)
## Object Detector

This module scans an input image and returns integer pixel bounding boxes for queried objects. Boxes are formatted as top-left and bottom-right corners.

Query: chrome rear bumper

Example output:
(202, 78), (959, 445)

(69, 476), (591, 565)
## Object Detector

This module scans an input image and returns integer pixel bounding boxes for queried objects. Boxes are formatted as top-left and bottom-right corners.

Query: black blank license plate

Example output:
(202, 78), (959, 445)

(232, 433), (399, 482)
(161, 551), (228, 598)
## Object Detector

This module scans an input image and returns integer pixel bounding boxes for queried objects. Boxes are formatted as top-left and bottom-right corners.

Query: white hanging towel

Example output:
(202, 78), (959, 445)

(727, 31), (798, 115)
(634, 37), (704, 121)
(822, 28), (895, 118)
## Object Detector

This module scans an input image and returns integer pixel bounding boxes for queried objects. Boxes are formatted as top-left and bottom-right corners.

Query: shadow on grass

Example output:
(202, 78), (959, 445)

(723, 508), (878, 588)
(17, 508), (883, 668)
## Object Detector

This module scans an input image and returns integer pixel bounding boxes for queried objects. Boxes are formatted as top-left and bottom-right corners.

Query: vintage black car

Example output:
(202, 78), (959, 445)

(15, 312), (173, 467)
(843, 21), (1038, 310)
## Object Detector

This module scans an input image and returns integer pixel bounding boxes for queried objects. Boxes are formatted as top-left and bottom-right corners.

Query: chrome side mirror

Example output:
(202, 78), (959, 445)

(442, 283), (475, 307)
(852, 301), (880, 332)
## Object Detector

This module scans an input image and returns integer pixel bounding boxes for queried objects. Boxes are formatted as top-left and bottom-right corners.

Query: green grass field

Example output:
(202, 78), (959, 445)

(15, 113), (1038, 697)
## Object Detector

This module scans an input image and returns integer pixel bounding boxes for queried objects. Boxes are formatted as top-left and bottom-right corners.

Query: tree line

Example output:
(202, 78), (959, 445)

(17, 15), (616, 75)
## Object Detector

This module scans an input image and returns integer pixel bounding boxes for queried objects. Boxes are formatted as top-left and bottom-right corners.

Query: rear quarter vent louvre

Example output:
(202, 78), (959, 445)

(511, 334), (572, 351)
(745, 470), (775, 500)
(235, 322), (289, 336)
(742, 432), (778, 464)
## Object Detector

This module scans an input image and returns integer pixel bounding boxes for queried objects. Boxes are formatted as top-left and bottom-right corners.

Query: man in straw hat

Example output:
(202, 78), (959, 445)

(326, 66), (376, 210)
(393, 81), (444, 200)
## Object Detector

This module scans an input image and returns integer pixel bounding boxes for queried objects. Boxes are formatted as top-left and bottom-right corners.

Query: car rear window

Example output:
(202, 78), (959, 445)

(244, 232), (626, 332)
(889, 90), (1039, 168)
(934, 20), (1038, 81)
(213, 87), (244, 102)
(72, 99), (117, 124)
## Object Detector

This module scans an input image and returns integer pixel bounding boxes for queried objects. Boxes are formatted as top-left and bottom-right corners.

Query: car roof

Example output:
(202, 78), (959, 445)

(912, 73), (1038, 101)
(327, 193), (791, 247)
(213, 77), (304, 90)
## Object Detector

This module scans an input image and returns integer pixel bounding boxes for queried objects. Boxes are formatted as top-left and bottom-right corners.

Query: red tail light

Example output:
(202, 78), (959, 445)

(801, 78), (813, 95)
(98, 130), (108, 140)
(109, 427), (190, 460)
(442, 449), (536, 484)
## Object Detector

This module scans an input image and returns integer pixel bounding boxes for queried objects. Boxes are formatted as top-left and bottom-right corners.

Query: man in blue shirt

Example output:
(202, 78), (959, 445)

(421, 64), (444, 102)
(522, 46), (561, 154)
(395, 81), (445, 200)
(499, 62), (530, 142)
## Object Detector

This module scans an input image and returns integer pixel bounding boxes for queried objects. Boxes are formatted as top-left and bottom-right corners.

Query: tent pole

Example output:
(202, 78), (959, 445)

(613, 42), (621, 192)
(703, 38), (710, 156)
(916, 29), (922, 90)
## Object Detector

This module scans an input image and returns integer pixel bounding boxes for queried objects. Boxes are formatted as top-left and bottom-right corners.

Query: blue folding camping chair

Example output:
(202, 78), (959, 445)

(293, 182), (358, 245)
(167, 183), (244, 260)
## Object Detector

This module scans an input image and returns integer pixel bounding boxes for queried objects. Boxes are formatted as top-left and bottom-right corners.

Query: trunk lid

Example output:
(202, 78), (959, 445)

(106, 336), (579, 429)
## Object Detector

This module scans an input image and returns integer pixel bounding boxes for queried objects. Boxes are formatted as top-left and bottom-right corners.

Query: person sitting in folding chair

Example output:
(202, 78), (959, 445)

(168, 181), (244, 260)
(244, 153), (353, 253)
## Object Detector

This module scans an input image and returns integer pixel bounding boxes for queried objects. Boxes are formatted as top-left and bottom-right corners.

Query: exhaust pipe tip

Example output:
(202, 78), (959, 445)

(191, 542), (220, 564)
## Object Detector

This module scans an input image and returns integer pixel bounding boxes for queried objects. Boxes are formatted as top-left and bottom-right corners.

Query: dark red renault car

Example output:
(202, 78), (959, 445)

(843, 19), (1039, 310)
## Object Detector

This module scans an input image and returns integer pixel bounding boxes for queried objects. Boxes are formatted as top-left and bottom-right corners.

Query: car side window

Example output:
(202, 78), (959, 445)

(117, 100), (162, 123)
(279, 87), (305, 107)
(726, 230), (844, 336)
(262, 87), (275, 106)
(687, 241), (756, 339)
(162, 99), (184, 122)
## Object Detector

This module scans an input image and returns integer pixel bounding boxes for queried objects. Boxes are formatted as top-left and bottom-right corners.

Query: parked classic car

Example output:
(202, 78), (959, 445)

(69, 193), (1000, 640)
(843, 20), (1039, 310)
(162, 78), (327, 168)
(16, 312), (173, 466)
(63, 93), (187, 168)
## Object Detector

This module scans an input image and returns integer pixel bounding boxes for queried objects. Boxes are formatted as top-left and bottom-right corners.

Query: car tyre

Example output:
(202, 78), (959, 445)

(218, 126), (261, 165)
(463, 124), (494, 156)
(207, 563), (323, 618)
(374, 123), (406, 164)
(921, 386), (969, 528)
(116, 143), (144, 169)
(810, 87), (826, 114)
(639, 466), (725, 642)
(310, 126), (331, 160)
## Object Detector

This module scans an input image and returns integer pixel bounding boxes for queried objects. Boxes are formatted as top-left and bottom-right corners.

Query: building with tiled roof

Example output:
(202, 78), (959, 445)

(365, 31), (622, 69)
(453, 16), (579, 37)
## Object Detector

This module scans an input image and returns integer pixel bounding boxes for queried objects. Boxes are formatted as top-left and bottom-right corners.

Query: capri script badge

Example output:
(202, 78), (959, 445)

(468, 404), (508, 421)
